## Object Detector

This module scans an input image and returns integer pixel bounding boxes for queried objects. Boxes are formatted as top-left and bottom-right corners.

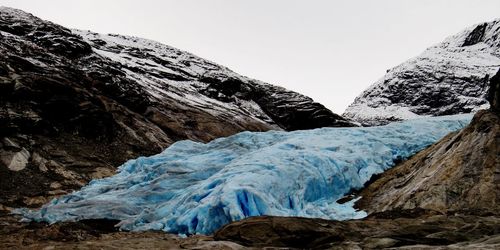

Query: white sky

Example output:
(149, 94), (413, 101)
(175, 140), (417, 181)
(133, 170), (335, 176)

(1, 0), (499, 114)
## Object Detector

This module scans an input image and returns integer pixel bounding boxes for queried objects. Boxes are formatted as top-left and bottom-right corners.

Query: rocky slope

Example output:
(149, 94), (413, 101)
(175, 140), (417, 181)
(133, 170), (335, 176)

(344, 19), (500, 126)
(213, 70), (500, 249)
(0, 7), (354, 210)
(357, 68), (500, 215)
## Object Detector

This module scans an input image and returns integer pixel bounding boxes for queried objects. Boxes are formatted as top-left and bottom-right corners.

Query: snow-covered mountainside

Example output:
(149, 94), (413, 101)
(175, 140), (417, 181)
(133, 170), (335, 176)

(73, 30), (355, 131)
(344, 19), (500, 126)
(0, 7), (353, 209)
(20, 114), (471, 235)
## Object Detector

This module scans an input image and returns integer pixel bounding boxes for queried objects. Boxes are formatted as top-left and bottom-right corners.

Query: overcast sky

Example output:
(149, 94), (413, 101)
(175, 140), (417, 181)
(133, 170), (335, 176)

(1, 0), (499, 113)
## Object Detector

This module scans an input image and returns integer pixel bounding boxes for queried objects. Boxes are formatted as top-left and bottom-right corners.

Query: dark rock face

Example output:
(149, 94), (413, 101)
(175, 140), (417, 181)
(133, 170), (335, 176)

(344, 19), (500, 126)
(463, 23), (487, 46)
(489, 69), (500, 112)
(0, 7), (354, 210)
(0, 10), (92, 58)
(252, 84), (356, 130)
(199, 76), (354, 130)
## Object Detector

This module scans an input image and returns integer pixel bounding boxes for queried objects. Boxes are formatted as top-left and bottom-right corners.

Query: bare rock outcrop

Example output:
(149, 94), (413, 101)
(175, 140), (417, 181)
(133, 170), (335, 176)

(489, 68), (500, 112)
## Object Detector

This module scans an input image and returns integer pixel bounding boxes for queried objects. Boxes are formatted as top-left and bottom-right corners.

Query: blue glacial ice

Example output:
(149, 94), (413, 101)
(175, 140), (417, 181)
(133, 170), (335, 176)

(19, 114), (472, 235)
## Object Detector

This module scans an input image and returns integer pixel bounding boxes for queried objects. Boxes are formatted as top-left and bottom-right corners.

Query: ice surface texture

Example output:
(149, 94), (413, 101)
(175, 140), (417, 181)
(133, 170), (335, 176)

(19, 115), (472, 235)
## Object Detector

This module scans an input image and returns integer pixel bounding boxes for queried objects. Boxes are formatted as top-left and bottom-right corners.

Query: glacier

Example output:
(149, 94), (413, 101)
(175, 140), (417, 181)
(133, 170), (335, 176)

(18, 114), (472, 235)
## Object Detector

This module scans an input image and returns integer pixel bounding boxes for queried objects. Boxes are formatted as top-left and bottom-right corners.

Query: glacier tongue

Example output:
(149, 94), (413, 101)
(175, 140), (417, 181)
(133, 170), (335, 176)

(19, 115), (472, 235)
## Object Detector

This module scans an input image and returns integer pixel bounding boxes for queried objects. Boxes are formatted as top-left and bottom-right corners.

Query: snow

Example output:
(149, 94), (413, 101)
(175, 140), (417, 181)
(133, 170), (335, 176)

(17, 114), (472, 235)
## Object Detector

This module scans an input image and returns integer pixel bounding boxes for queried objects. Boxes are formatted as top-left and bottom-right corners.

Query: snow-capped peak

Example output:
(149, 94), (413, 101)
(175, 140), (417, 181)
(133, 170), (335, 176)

(343, 19), (500, 126)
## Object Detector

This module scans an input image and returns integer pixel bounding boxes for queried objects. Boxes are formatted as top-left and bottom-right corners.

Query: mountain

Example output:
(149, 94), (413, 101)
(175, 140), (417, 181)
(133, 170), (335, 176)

(344, 19), (500, 126)
(0, 7), (354, 209)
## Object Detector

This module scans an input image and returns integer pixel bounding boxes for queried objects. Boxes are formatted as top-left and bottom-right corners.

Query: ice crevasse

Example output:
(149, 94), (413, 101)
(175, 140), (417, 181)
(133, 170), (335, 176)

(19, 114), (472, 235)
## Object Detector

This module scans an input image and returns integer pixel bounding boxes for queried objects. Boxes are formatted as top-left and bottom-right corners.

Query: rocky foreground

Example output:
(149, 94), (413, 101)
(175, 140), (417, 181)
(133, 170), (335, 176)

(2, 211), (499, 249)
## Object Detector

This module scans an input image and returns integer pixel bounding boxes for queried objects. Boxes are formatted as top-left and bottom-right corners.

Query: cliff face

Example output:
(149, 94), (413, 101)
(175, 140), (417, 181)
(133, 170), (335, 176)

(357, 110), (499, 215)
(0, 7), (354, 209)
(490, 69), (500, 112)
(344, 19), (500, 126)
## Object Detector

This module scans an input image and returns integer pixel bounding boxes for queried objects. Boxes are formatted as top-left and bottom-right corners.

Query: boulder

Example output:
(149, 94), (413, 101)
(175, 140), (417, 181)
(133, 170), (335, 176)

(1, 148), (30, 171)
